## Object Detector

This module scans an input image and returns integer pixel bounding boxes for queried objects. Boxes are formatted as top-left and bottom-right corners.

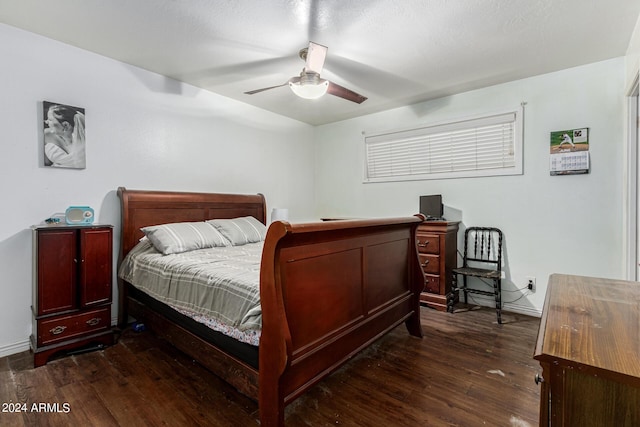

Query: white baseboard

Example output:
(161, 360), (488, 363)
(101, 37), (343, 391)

(0, 339), (30, 358)
(460, 293), (542, 318)
(503, 302), (542, 318)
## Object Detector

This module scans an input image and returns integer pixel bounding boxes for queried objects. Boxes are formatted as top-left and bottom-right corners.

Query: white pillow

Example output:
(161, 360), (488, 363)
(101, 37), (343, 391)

(141, 221), (229, 255)
(207, 216), (267, 246)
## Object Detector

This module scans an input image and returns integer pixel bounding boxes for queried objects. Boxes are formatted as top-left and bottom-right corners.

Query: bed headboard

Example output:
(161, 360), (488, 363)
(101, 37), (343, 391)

(117, 187), (267, 259)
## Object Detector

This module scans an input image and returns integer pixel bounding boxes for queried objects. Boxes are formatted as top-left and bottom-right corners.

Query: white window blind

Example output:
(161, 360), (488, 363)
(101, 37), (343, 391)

(364, 108), (522, 182)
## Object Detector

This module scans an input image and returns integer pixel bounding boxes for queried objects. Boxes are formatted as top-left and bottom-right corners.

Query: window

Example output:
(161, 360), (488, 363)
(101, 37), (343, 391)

(364, 107), (523, 182)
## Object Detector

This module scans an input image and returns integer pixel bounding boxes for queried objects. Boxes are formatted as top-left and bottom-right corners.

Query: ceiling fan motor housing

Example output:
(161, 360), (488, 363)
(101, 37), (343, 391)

(299, 71), (325, 86)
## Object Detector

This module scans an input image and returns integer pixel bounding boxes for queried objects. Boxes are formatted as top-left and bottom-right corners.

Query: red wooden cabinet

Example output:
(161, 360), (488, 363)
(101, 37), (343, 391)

(31, 224), (114, 367)
(416, 221), (459, 311)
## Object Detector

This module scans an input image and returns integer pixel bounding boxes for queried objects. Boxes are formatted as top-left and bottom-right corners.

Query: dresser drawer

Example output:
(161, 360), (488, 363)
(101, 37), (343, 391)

(37, 307), (110, 346)
(416, 233), (440, 254)
(419, 254), (440, 274)
(423, 274), (440, 294)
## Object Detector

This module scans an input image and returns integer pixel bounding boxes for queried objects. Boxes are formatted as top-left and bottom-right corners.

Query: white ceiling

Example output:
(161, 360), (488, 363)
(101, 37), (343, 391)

(1, 0), (639, 125)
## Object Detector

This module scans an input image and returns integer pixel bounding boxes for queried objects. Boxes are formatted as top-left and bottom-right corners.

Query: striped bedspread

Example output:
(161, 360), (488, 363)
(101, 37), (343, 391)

(118, 239), (262, 345)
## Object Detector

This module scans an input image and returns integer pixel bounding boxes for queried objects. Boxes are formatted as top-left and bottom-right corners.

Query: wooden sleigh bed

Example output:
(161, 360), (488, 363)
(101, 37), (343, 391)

(116, 187), (424, 426)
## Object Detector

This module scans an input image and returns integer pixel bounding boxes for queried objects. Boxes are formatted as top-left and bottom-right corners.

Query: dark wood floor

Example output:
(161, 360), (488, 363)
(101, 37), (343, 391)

(0, 306), (540, 426)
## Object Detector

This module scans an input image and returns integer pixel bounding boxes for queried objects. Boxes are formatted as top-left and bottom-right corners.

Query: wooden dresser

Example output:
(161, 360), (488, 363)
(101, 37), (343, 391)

(534, 274), (640, 426)
(416, 221), (459, 311)
(31, 224), (114, 367)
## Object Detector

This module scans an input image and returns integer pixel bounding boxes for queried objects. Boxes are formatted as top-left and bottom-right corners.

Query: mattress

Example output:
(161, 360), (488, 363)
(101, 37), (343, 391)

(118, 239), (262, 346)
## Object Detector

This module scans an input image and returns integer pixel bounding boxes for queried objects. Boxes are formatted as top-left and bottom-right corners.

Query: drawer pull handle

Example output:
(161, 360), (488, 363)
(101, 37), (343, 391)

(422, 260), (430, 267)
(49, 325), (67, 335)
(534, 373), (544, 385)
(86, 317), (102, 326)
(418, 241), (430, 247)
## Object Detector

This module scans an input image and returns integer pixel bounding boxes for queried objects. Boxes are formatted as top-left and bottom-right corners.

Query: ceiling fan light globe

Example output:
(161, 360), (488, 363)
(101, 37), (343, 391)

(289, 80), (329, 99)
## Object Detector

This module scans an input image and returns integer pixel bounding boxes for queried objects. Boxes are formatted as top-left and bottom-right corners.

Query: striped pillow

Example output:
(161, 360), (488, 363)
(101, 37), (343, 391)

(141, 221), (230, 255)
(207, 216), (267, 246)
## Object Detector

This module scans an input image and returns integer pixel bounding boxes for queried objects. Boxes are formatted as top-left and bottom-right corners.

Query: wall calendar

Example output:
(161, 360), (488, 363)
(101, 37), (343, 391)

(549, 128), (589, 175)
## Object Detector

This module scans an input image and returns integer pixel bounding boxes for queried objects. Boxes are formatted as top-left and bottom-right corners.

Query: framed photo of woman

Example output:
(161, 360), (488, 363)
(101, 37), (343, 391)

(43, 101), (86, 169)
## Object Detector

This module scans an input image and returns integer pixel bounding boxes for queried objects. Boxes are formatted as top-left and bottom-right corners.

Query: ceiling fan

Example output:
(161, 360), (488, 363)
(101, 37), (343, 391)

(244, 42), (367, 104)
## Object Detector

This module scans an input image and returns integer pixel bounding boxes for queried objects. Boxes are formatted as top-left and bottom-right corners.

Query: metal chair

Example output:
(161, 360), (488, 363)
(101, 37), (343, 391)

(450, 227), (504, 324)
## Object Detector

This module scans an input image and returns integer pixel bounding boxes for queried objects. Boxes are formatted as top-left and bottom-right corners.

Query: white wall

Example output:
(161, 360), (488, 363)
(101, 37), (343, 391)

(314, 58), (626, 316)
(0, 24), (316, 357)
(625, 13), (640, 88)
(622, 14), (640, 281)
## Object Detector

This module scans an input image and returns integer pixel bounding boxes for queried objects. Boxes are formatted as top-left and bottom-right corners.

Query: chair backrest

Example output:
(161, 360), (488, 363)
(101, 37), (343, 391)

(462, 227), (503, 271)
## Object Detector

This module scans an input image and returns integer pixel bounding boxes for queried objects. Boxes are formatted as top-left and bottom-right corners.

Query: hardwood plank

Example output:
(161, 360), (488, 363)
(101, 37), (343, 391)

(0, 307), (540, 426)
(91, 374), (169, 427)
(58, 380), (118, 426)
(0, 367), (25, 427)
(13, 364), (60, 426)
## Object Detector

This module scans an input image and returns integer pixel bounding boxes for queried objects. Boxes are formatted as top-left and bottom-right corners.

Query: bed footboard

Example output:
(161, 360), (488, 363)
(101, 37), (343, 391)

(117, 187), (424, 426)
(259, 217), (424, 426)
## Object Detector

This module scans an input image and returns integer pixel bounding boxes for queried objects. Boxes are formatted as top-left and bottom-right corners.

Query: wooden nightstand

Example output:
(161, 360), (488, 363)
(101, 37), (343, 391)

(416, 221), (459, 311)
(31, 224), (114, 367)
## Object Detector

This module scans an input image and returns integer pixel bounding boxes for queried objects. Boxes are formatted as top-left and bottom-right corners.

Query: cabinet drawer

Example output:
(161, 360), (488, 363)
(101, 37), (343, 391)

(37, 307), (110, 346)
(423, 274), (440, 294)
(419, 254), (440, 274)
(416, 233), (440, 254)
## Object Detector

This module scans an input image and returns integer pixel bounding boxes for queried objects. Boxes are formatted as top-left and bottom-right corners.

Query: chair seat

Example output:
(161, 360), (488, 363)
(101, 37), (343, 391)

(452, 266), (501, 279)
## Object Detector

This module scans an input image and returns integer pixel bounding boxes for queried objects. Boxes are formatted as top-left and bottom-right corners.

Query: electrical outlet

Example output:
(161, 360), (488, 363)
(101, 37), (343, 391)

(526, 276), (536, 292)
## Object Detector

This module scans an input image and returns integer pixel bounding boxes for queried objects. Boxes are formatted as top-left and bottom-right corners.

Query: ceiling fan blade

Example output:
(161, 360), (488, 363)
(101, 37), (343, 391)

(183, 56), (294, 86)
(327, 81), (368, 104)
(244, 82), (289, 95)
(305, 41), (328, 74)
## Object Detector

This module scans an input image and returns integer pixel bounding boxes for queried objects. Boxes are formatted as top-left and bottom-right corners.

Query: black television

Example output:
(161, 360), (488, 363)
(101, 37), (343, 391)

(419, 195), (443, 220)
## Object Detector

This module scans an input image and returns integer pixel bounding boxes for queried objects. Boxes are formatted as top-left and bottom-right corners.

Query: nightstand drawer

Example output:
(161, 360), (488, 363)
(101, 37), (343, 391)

(416, 233), (440, 254)
(419, 254), (440, 274)
(37, 307), (110, 346)
(424, 274), (440, 294)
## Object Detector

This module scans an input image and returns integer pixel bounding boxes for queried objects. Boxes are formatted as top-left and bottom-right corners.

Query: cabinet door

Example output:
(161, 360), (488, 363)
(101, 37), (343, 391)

(78, 228), (112, 307)
(37, 230), (76, 315)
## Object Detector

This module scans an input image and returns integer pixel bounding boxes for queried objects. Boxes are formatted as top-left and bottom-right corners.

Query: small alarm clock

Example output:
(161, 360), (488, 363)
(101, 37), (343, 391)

(65, 206), (94, 224)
